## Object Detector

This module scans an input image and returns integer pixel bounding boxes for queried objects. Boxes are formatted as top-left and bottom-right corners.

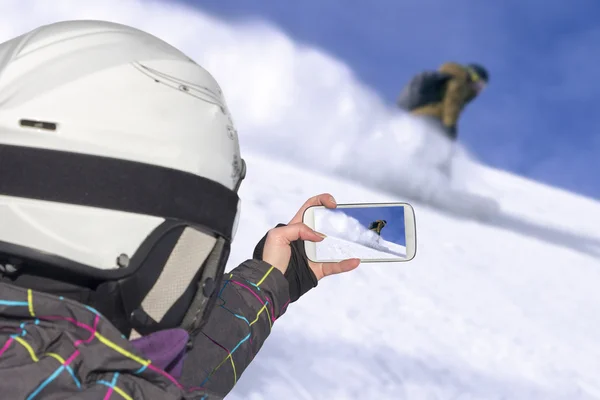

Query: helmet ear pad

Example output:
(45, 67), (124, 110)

(122, 223), (230, 338)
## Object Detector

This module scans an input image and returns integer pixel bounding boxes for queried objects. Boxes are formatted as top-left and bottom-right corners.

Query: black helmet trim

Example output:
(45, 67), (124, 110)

(0, 143), (239, 242)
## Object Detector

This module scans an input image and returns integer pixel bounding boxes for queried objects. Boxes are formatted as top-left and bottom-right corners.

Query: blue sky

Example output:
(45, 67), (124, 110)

(182, 0), (600, 200)
(339, 206), (406, 246)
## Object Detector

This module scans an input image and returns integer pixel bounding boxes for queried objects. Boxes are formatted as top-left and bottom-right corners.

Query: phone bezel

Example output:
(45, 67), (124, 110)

(302, 202), (417, 263)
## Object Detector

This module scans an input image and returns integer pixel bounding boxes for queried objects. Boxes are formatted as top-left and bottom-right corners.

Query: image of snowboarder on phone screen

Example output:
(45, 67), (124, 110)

(368, 220), (387, 236)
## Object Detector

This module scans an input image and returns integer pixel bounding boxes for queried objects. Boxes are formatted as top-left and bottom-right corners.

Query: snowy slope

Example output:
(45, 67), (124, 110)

(379, 238), (407, 257)
(316, 235), (406, 261)
(227, 153), (600, 400)
(6, 2), (600, 399)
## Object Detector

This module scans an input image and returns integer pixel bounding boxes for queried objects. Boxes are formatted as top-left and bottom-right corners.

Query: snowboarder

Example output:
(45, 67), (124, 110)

(368, 220), (388, 236)
(0, 20), (361, 400)
(397, 62), (489, 142)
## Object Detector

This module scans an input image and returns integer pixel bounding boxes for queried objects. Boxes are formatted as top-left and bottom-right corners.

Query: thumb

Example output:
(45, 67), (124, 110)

(268, 222), (327, 246)
(262, 223), (325, 276)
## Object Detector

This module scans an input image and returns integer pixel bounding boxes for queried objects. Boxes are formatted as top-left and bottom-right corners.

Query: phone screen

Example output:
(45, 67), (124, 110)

(312, 205), (408, 262)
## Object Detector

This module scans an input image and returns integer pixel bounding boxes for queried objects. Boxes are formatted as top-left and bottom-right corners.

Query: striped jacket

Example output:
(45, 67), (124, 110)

(0, 259), (289, 399)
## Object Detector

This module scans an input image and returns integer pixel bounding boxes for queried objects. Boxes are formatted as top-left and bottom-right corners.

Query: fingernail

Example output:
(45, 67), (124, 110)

(329, 196), (337, 205)
(314, 230), (327, 238)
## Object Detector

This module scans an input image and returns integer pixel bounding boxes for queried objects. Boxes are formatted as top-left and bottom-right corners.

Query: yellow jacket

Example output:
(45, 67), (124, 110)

(368, 220), (387, 235)
(409, 62), (479, 129)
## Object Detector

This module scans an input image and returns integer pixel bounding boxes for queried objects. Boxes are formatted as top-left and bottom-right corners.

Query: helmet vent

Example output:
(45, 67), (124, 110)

(19, 119), (57, 131)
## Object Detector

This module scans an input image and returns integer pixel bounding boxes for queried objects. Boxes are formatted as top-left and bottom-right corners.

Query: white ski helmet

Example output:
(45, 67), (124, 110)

(0, 20), (246, 336)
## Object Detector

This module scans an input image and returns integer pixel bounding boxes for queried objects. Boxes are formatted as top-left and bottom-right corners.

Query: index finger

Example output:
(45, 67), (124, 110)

(288, 193), (337, 225)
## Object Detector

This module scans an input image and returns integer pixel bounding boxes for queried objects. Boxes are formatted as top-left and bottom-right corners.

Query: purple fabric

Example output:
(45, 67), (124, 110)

(129, 328), (189, 379)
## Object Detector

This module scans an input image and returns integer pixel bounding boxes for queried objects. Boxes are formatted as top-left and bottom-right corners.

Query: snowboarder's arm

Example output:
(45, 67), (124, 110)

(179, 259), (290, 396)
(438, 62), (469, 129)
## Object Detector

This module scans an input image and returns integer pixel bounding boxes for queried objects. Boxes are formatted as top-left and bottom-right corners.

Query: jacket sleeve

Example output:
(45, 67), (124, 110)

(438, 62), (470, 128)
(178, 259), (290, 397)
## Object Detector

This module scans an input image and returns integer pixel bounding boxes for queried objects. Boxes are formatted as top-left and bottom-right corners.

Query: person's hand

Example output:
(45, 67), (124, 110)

(283, 193), (360, 280)
(261, 222), (328, 276)
(254, 193), (361, 303)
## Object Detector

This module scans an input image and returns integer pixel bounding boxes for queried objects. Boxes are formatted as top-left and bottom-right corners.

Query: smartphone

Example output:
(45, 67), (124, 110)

(302, 202), (417, 263)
